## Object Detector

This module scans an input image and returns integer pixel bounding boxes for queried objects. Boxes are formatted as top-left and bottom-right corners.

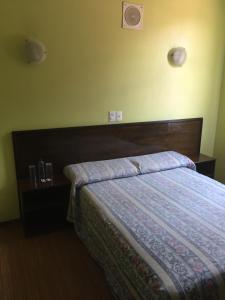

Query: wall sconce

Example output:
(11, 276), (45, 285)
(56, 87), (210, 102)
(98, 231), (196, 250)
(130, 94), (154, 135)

(25, 38), (47, 64)
(168, 47), (187, 67)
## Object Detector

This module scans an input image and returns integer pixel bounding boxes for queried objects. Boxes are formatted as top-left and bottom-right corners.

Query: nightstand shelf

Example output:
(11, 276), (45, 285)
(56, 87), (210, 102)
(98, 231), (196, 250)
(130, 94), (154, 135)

(18, 175), (70, 236)
(192, 154), (216, 178)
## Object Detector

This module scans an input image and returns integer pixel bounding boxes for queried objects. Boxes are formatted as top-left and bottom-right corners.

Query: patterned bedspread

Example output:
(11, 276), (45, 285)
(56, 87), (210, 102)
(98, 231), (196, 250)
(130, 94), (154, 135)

(72, 168), (225, 300)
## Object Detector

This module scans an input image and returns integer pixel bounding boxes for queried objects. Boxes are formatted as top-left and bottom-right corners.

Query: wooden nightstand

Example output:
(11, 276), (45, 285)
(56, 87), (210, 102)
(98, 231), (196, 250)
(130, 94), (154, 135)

(18, 175), (70, 236)
(192, 154), (216, 179)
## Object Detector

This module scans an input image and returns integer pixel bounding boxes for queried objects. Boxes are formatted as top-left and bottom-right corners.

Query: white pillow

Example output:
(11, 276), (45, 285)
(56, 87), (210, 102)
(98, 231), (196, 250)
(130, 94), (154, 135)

(128, 151), (196, 174)
(64, 157), (139, 187)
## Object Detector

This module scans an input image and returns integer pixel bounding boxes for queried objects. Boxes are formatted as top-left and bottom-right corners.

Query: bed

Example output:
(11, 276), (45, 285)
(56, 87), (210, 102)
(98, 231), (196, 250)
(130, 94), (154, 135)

(64, 151), (225, 300)
(13, 118), (224, 299)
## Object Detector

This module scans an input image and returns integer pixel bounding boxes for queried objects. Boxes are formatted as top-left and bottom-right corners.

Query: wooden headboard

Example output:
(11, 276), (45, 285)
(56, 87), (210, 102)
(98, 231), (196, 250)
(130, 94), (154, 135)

(12, 118), (203, 180)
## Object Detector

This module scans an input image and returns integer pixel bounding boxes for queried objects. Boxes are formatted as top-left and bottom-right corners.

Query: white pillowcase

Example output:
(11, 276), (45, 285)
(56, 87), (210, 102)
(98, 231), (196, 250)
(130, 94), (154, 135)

(128, 151), (196, 174)
(64, 157), (139, 187)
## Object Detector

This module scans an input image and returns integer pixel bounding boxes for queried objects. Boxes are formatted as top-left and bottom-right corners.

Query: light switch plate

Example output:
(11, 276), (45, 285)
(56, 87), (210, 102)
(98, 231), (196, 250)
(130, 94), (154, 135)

(108, 111), (116, 122)
(116, 111), (123, 121)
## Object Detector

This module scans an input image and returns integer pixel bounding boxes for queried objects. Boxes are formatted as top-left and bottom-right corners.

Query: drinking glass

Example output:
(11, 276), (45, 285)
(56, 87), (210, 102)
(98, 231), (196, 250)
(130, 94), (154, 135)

(38, 159), (46, 183)
(45, 162), (53, 182)
(28, 165), (37, 188)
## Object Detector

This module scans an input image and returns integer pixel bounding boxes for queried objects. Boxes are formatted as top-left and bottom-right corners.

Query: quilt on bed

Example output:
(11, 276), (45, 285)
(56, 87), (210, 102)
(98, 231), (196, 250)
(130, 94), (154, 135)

(66, 154), (225, 300)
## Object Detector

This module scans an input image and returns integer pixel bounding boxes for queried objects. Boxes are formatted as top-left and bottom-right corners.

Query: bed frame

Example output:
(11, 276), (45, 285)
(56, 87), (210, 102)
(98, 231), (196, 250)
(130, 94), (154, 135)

(12, 118), (203, 180)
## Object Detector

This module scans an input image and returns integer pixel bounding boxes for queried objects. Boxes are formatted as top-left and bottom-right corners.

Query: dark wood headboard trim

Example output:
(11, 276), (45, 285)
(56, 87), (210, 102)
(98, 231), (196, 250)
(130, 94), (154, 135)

(12, 118), (203, 179)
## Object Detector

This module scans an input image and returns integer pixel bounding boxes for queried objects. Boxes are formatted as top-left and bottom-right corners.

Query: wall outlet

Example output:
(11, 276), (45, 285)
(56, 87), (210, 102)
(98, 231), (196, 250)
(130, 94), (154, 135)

(108, 111), (116, 122)
(116, 111), (123, 121)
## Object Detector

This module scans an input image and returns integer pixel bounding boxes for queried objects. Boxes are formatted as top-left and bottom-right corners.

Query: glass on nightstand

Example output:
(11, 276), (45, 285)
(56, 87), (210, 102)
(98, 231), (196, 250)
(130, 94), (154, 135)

(28, 165), (38, 189)
(45, 162), (53, 183)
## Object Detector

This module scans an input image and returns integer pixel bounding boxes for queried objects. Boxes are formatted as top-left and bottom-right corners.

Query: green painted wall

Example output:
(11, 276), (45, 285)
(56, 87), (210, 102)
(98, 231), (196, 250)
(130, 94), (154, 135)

(0, 0), (225, 222)
(215, 65), (225, 182)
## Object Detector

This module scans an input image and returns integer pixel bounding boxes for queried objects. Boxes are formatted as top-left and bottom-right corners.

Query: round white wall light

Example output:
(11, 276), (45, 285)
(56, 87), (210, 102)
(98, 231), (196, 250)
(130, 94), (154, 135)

(25, 38), (47, 64)
(168, 47), (187, 67)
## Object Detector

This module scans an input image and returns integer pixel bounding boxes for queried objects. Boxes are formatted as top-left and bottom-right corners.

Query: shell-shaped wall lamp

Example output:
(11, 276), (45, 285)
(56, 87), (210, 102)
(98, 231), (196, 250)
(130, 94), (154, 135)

(25, 38), (47, 64)
(168, 47), (187, 67)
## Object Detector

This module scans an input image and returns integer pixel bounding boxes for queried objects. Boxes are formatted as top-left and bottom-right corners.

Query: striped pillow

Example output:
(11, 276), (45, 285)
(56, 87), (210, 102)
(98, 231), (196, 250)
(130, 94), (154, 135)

(63, 157), (139, 187)
(128, 151), (196, 174)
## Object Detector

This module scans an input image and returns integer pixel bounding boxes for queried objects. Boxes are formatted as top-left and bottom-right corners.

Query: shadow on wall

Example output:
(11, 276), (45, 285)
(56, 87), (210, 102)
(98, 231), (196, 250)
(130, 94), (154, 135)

(3, 33), (28, 64)
(0, 132), (19, 222)
(0, 187), (18, 222)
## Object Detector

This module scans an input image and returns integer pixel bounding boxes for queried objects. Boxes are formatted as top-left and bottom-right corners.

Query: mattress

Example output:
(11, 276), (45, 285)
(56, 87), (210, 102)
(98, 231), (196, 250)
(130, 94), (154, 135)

(66, 155), (225, 299)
